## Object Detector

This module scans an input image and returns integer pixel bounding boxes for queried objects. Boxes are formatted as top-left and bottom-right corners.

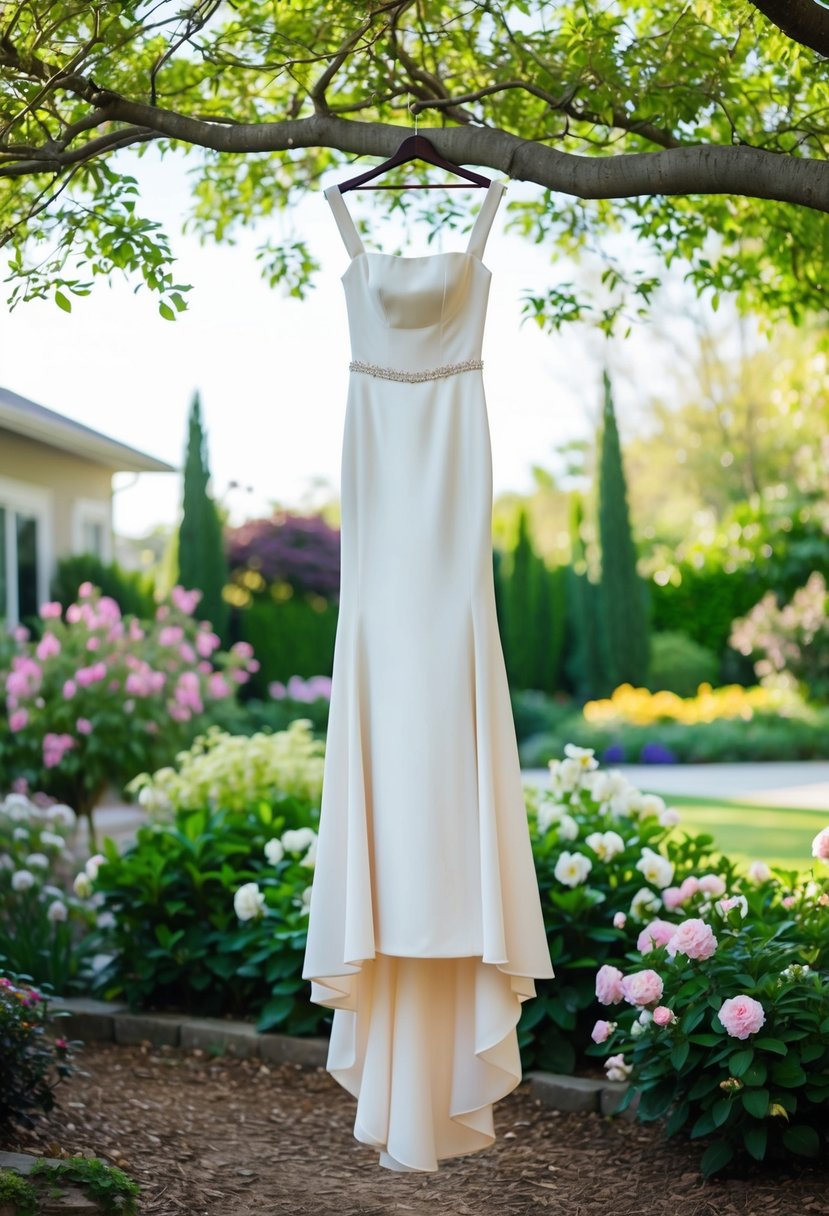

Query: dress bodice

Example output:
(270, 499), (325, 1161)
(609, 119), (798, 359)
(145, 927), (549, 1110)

(325, 179), (507, 374)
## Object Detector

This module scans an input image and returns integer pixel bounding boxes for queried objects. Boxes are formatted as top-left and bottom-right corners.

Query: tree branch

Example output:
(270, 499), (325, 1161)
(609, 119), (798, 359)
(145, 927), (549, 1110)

(750, 0), (829, 58)
(3, 101), (824, 215)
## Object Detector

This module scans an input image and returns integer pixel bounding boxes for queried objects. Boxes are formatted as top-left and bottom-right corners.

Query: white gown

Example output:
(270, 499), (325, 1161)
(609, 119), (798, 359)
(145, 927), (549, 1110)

(302, 177), (554, 1172)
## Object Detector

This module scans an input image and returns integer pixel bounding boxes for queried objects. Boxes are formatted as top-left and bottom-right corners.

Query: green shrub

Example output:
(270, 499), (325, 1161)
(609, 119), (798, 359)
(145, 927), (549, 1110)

(586, 849), (829, 1174)
(30, 1157), (140, 1215)
(0, 965), (78, 1131)
(510, 689), (572, 744)
(240, 595), (337, 697)
(51, 555), (156, 620)
(647, 632), (719, 697)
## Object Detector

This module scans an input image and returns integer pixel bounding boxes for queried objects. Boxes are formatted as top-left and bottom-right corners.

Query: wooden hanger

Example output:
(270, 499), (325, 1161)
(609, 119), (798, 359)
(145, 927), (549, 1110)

(334, 134), (491, 193)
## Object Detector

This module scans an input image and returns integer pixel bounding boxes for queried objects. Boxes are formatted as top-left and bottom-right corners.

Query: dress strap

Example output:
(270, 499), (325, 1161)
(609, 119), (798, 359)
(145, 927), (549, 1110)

(324, 185), (365, 259)
(465, 179), (507, 260)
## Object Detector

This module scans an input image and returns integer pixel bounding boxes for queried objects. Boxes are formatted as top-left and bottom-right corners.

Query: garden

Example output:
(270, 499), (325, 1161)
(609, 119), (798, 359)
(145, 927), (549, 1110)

(2, 1), (829, 1213)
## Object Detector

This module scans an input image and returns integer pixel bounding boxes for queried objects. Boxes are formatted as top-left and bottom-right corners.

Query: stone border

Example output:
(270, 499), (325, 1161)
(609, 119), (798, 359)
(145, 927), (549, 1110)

(49, 996), (638, 1120)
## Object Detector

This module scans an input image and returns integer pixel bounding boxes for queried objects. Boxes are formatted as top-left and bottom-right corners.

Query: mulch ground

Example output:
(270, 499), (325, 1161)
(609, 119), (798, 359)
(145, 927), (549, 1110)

(2, 1041), (827, 1216)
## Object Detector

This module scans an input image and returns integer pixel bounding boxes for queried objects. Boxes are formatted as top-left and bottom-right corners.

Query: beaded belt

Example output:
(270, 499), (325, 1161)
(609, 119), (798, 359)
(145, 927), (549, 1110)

(349, 358), (483, 383)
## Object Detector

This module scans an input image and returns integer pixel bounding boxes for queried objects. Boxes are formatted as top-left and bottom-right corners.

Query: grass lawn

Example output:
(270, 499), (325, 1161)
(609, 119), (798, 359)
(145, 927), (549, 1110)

(660, 793), (826, 872)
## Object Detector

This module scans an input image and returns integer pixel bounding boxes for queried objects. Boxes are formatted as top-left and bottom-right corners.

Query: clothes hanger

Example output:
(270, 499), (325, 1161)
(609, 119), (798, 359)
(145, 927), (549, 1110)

(334, 98), (491, 193)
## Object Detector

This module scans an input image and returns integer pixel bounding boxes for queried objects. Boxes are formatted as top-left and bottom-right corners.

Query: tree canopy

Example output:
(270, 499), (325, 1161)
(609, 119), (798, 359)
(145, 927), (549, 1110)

(1, 1), (827, 329)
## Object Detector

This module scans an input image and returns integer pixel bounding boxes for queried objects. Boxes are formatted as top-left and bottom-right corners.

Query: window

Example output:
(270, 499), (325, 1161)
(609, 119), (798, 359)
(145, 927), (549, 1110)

(0, 477), (52, 630)
(72, 498), (112, 563)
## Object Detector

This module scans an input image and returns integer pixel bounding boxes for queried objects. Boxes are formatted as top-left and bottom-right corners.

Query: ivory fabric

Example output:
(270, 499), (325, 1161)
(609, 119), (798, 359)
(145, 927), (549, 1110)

(302, 178), (555, 1172)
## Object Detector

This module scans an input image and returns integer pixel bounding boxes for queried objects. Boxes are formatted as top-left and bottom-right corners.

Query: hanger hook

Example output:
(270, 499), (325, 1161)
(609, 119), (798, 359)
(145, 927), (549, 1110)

(408, 93), (419, 137)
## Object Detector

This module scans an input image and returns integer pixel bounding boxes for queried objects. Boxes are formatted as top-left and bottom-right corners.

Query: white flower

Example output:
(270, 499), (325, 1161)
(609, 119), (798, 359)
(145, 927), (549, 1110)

(47, 899), (68, 923)
(557, 813), (579, 841)
(0, 853), (14, 870)
(635, 847), (675, 890)
(604, 1053), (633, 1082)
(73, 872), (93, 898)
(234, 881), (266, 921)
(638, 1009), (653, 1024)
(25, 852), (50, 869)
(264, 838), (285, 865)
(640, 794), (666, 818)
(281, 827), (317, 854)
(96, 910), (117, 930)
(84, 853), (106, 880)
(48, 804), (77, 828)
(300, 885), (313, 913)
(585, 830), (626, 862)
(630, 887), (662, 920)
(554, 851), (592, 888)
(659, 807), (681, 827)
(13, 826), (29, 842)
(563, 744), (598, 770)
(537, 802), (566, 835)
(746, 860), (771, 883)
(302, 837), (318, 868)
(715, 895), (749, 918)
(39, 830), (66, 850)
(551, 756), (584, 794)
(591, 770), (636, 816)
(43, 883), (63, 898)
(630, 1018), (647, 1037)
(11, 869), (36, 891)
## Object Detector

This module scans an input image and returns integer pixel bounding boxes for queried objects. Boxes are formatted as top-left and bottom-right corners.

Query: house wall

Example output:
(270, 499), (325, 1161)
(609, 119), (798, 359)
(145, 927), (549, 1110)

(0, 428), (113, 560)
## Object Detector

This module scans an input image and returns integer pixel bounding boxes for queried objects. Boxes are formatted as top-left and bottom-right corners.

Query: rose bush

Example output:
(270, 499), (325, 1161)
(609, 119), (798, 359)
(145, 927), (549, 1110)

(0, 965), (79, 1131)
(585, 828), (829, 1175)
(521, 746), (737, 1073)
(0, 582), (260, 845)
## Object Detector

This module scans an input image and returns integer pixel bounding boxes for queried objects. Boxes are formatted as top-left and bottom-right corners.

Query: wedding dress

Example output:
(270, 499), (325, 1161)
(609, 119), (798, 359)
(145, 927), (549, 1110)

(302, 177), (554, 1172)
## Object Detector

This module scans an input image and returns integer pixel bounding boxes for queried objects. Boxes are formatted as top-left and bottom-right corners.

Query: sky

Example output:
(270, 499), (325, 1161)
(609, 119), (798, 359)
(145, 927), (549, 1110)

(0, 146), (721, 540)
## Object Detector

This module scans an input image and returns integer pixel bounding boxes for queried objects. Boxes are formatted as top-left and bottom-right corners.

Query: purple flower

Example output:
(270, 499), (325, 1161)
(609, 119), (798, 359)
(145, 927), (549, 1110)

(602, 742), (626, 764)
(640, 741), (677, 764)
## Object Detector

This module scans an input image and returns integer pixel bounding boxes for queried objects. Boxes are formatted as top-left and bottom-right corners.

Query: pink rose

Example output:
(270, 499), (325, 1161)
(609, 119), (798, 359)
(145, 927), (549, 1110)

(698, 873), (726, 896)
(62, 679), (77, 700)
(35, 632), (61, 661)
(811, 828), (829, 862)
(42, 732), (75, 768)
(662, 886), (684, 911)
(678, 875), (700, 902)
(613, 912), (627, 929)
(652, 1006), (675, 1027)
(595, 964), (625, 1005)
(747, 860), (772, 883)
(591, 1019), (615, 1044)
(636, 919), (675, 953)
(718, 995), (766, 1039)
(666, 918), (718, 961)
(76, 718), (93, 735)
(621, 968), (664, 1007)
(9, 709), (28, 732)
(38, 601), (63, 619)
(782, 895), (796, 909)
(78, 581), (95, 597)
(171, 585), (203, 614)
(195, 631), (221, 658)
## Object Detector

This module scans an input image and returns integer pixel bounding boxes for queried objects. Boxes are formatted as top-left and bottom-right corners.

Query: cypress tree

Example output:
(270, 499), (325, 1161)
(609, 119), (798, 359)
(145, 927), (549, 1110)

(503, 508), (537, 691)
(177, 391), (231, 642)
(596, 369), (650, 687)
(564, 490), (608, 699)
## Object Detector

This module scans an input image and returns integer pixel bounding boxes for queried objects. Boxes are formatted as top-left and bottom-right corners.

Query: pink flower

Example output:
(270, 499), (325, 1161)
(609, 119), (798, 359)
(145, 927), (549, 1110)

(269, 681), (286, 699)
(782, 895), (796, 909)
(13, 624), (30, 642)
(9, 709), (28, 732)
(63, 679), (76, 700)
(195, 631), (221, 658)
(43, 732), (75, 768)
(613, 912), (627, 929)
(86, 637), (100, 651)
(75, 662), (107, 687)
(747, 860), (772, 883)
(698, 873), (726, 896)
(159, 625), (184, 647)
(678, 875), (700, 902)
(78, 581), (95, 598)
(155, 605), (170, 620)
(718, 995), (766, 1039)
(621, 968), (664, 1007)
(38, 601), (63, 620)
(811, 828), (829, 862)
(232, 641), (254, 660)
(636, 919), (676, 953)
(662, 886), (684, 911)
(171, 585), (203, 615)
(179, 643), (196, 664)
(653, 1006), (675, 1027)
(76, 718), (93, 735)
(591, 1019), (615, 1044)
(666, 918), (718, 961)
(207, 673), (232, 699)
(35, 632), (61, 661)
(595, 964), (625, 1005)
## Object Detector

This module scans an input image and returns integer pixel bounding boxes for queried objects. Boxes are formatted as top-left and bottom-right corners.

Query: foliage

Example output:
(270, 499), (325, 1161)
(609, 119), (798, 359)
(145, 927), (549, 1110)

(586, 843), (829, 1174)
(125, 719), (324, 818)
(177, 392), (231, 646)
(730, 572), (829, 702)
(521, 750), (736, 1073)
(84, 808), (325, 1035)
(0, 1167), (38, 1216)
(227, 511), (342, 600)
(0, 966), (78, 1132)
(50, 555), (156, 622)
(0, 4), (826, 333)
(564, 491), (608, 701)
(29, 1156), (140, 1215)
(646, 632), (719, 698)
(238, 594), (338, 696)
(596, 370), (650, 689)
(499, 510), (566, 695)
(0, 792), (103, 991)
(0, 582), (258, 833)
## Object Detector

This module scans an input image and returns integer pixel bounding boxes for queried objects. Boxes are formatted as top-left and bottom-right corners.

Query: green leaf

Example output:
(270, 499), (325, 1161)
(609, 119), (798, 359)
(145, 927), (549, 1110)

(741, 1087), (770, 1118)
(742, 1122), (767, 1161)
(728, 1048), (754, 1077)
(665, 1100), (690, 1138)
(782, 1125), (820, 1158)
(55, 290), (72, 313)
(743, 1061), (767, 1086)
(670, 1040), (690, 1070)
(700, 1139), (734, 1177)
(159, 301), (175, 321)
(753, 1037), (787, 1055)
(711, 1097), (733, 1128)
